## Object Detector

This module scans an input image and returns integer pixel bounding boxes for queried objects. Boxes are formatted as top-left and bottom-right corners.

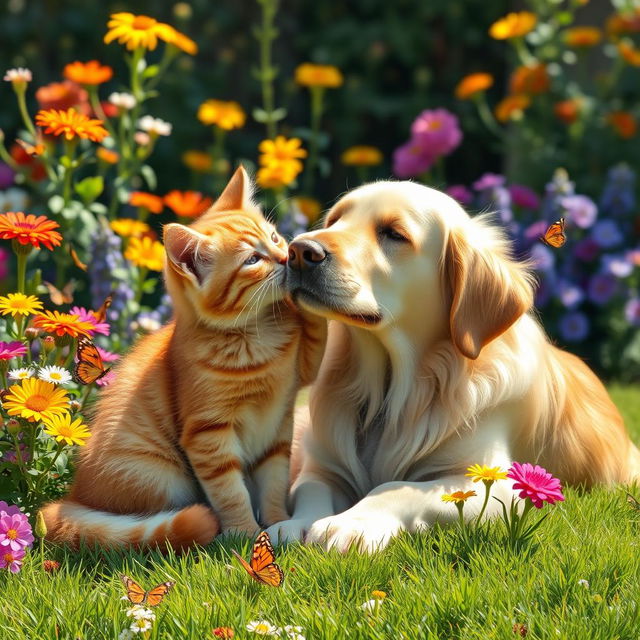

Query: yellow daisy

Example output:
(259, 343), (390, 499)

(0, 293), (43, 317)
(465, 464), (508, 484)
(441, 490), (477, 504)
(3, 378), (69, 423)
(295, 63), (344, 88)
(256, 163), (300, 190)
(197, 100), (246, 130)
(489, 11), (537, 40)
(259, 136), (307, 172)
(43, 413), (91, 446)
(110, 219), (151, 238)
(104, 12), (175, 51)
(125, 236), (165, 272)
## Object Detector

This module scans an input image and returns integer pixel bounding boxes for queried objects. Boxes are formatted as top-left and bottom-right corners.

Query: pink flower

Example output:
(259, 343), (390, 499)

(96, 369), (116, 387)
(0, 247), (9, 280)
(0, 502), (23, 518)
(446, 185), (473, 206)
(0, 511), (34, 551)
(1, 444), (30, 464)
(392, 138), (436, 178)
(96, 346), (119, 362)
(507, 462), (565, 509)
(410, 109), (463, 157)
(0, 547), (25, 573)
(69, 306), (110, 336)
(0, 341), (27, 360)
(509, 184), (540, 210)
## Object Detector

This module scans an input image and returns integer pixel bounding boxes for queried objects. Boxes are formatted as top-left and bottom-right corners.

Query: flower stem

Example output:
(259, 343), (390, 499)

(476, 480), (493, 525)
(257, 0), (280, 139)
(16, 252), (27, 293)
(15, 87), (37, 138)
(88, 86), (114, 137)
(80, 383), (93, 412)
(303, 86), (325, 194)
(474, 94), (504, 139)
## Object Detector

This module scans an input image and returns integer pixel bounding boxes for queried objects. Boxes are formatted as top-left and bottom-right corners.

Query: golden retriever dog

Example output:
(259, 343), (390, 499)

(266, 179), (640, 552)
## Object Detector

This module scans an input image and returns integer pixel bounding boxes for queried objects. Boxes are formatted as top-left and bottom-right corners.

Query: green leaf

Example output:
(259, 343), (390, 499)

(140, 164), (157, 190)
(271, 107), (287, 122)
(74, 176), (104, 205)
(48, 195), (65, 214)
(141, 64), (160, 79)
(252, 108), (269, 123)
(142, 278), (158, 293)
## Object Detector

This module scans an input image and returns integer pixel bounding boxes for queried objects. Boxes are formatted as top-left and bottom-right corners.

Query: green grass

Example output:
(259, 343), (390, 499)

(1, 387), (639, 640)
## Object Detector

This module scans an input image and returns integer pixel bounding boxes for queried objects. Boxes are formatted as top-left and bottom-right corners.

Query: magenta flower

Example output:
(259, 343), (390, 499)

(507, 462), (565, 509)
(509, 184), (540, 210)
(473, 173), (505, 191)
(0, 247), (9, 281)
(0, 341), (27, 361)
(96, 369), (116, 387)
(69, 306), (110, 336)
(96, 346), (120, 363)
(0, 547), (25, 573)
(410, 108), (462, 157)
(0, 511), (34, 551)
(446, 185), (473, 206)
(0, 502), (23, 518)
(392, 138), (436, 178)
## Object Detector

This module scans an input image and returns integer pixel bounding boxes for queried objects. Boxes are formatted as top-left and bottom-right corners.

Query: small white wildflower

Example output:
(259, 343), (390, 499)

(133, 131), (151, 147)
(360, 599), (382, 614)
(125, 605), (155, 621)
(3, 67), (32, 84)
(38, 365), (72, 385)
(109, 92), (137, 110)
(282, 627), (305, 640)
(129, 617), (152, 634)
(118, 630), (135, 640)
(578, 579), (590, 589)
(8, 368), (34, 381)
(245, 619), (279, 635)
(138, 115), (172, 137)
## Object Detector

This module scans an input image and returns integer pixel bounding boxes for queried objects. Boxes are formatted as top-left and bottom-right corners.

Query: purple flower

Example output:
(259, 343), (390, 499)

(0, 162), (16, 190)
(0, 502), (22, 518)
(446, 185), (473, 206)
(392, 138), (436, 178)
(524, 220), (549, 243)
(558, 311), (589, 342)
(530, 243), (555, 272)
(0, 547), (25, 573)
(509, 184), (540, 210)
(561, 195), (597, 229)
(410, 109), (462, 157)
(69, 306), (110, 336)
(1, 444), (30, 464)
(601, 253), (634, 278)
(574, 238), (600, 262)
(507, 462), (565, 509)
(600, 164), (635, 217)
(0, 341), (27, 361)
(473, 173), (506, 191)
(591, 220), (623, 249)
(625, 298), (640, 326)
(0, 511), (33, 552)
(587, 274), (618, 305)
(557, 280), (584, 309)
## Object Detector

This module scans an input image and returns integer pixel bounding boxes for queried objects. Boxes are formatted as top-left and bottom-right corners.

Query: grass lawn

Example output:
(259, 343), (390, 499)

(1, 386), (639, 640)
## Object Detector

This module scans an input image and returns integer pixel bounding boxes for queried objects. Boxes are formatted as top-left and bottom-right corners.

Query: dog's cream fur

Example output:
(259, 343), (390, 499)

(267, 180), (640, 552)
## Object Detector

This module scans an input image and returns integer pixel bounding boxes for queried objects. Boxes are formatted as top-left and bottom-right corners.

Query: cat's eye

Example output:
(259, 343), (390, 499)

(244, 254), (261, 265)
(378, 226), (408, 243)
(271, 232), (280, 244)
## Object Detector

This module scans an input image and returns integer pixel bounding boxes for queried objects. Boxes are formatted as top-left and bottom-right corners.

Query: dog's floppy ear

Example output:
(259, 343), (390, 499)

(444, 227), (533, 359)
(163, 223), (215, 287)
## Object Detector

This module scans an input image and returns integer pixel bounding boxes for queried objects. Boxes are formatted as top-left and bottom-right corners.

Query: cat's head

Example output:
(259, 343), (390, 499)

(163, 167), (289, 328)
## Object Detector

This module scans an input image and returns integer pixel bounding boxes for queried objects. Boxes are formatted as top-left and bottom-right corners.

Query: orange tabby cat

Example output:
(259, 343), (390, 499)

(41, 167), (326, 550)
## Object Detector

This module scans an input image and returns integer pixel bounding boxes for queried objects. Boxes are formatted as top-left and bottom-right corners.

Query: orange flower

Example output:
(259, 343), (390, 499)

(182, 150), (213, 172)
(618, 40), (640, 66)
(35, 80), (89, 111)
(33, 310), (94, 338)
(164, 190), (213, 218)
(96, 147), (119, 164)
(340, 146), (383, 167)
(293, 196), (322, 224)
(564, 26), (602, 48)
(606, 10), (640, 39)
(455, 73), (494, 100)
(63, 60), (114, 85)
(256, 163), (299, 190)
(163, 25), (198, 55)
(35, 109), (109, 143)
(509, 63), (549, 95)
(295, 63), (344, 88)
(554, 99), (582, 124)
(10, 143), (46, 181)
(494, 94), (531, 122)
(489, 12), (537, 40)
(197, 100), (246, 130)
(0, 212), (62, 250)
(129, 191), (163, 214)
(607, 111), (637, 139)
(104, 13), (175, 51)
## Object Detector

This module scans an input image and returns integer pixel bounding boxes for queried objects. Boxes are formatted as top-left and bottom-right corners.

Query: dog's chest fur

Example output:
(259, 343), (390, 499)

(355, 404), (386, 469)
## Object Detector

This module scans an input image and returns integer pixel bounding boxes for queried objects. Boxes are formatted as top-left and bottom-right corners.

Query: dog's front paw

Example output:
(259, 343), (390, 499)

(265, 518), (313, 544)
(305, 510), (403, 553)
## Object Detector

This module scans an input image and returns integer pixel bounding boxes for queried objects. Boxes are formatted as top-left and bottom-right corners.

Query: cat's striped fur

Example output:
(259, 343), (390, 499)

(41, 168), (326, 550)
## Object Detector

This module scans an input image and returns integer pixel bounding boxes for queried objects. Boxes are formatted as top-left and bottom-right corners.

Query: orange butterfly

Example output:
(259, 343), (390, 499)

(73, 336), (111, 385)
(93, 293), (113, 324)
(69, 246), (88, 272)
(540, 218), (566, 249)
(42, 281), (75, 305)
(16, 138), (45, 157)
(120, 574), (175, 607)
(231, 531), (284, 587)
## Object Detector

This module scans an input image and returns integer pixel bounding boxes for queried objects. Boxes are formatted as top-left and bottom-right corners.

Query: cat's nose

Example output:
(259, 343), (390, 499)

(288, 239), (327, 270)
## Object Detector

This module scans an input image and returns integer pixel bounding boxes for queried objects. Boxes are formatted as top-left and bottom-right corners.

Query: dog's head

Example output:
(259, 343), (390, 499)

(287, 180), (534, 359)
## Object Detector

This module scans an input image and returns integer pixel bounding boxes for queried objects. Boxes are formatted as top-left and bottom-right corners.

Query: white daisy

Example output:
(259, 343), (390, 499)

(138, 115), (172, 137)
(38, 366), (72, 385)
(245, 620), (279, 635)
(118, 630), (134, 640)
(4, 67), (32, 84)
(129, 618), (152, 634)
(109, 92), (136, 110)
(578, 579), (590, 588)
(8, 368), (34, 381)
(0, 187), (29, 212)
(360, 599), (382, 614)
(282, 627), (305, 640)
(125, 605), (155, 621)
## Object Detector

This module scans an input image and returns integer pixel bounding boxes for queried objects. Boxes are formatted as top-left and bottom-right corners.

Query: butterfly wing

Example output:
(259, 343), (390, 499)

(43, 280), (75, 305)
(254, 563), (285, 587)
(121, 575), (148, 605)
(145, 581), (175, 607)
(69, 246), (88, 272)
(540, 218), (566, 248)
(249, 531), (284, 587)
(93, 293), (113, 324)
(74, 337), (110, 385)
(231, 548), (259, 581)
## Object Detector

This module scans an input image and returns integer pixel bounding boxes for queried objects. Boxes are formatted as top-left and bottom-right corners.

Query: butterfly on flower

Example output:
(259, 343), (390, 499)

(540, 217), (566, 248)
(73, 336), (111, 385)
(231, 531), (284, 587)
(120, 574), (175, 607)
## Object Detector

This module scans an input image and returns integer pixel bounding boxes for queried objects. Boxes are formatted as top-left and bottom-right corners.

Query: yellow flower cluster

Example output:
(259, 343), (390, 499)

(257, 136), (307, 190)
(295, 63), (343, 88)
(197, 100), (246, 131)
(125, 236), (165, 272)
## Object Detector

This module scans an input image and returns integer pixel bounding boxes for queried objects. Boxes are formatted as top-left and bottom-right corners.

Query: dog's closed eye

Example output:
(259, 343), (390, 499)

(377, 226), (409, 243)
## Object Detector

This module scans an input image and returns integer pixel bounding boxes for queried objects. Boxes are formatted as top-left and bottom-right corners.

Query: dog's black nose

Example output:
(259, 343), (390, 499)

(288, 239), (327, 270)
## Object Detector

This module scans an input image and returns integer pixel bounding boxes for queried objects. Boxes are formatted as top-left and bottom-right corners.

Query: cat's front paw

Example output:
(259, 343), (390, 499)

(265, 518), (312, 544)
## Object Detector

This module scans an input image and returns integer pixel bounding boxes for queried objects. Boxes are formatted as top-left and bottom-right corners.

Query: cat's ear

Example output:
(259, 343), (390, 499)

(163, 223), (215, 287)
(211, 165), (254, 212)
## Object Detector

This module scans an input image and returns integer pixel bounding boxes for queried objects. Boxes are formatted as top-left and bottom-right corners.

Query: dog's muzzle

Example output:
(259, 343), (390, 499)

(288, 239), (327, 271)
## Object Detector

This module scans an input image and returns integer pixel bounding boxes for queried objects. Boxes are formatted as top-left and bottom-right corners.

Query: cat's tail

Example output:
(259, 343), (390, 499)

(40, 500), (219, 551)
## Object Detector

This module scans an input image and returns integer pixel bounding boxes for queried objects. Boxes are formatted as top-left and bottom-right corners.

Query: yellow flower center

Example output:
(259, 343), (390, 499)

(427, 120), (442, 130)
(26, 394), (49, 412)
(132, 15), (156, 30)
(50, 372), (62, 381)
(256, 624), (269, 632)
(56, 425), (73, 438)
(11, 300), (27, 310)
(3, 553), (15, 563)
(6, 528), (17, 540)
